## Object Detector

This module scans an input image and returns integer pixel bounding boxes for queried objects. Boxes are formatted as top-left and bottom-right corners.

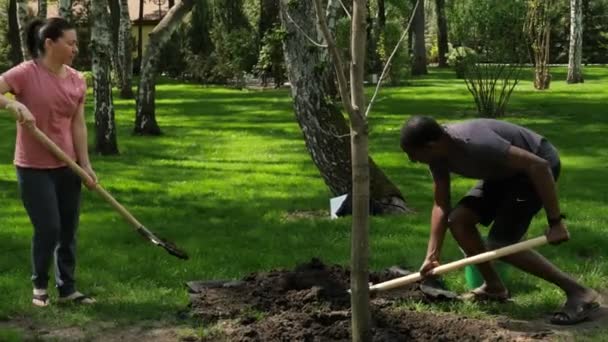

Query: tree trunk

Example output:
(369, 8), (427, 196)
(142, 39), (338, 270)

(259, 0), (279, 38)
(118, 0), (134, 98)
(280, 0), (408, 213)
(411, 0), (427, 75)
(526, 0), (553, 90)
(8, 0), (22, 65)
(108, 0), (120, 74)
(435, 0), (448, 67)
(168, 0), (175, 8)
(566, 0), (583, 83)
(134, 0), (196, 135)
(58, 0), (72, 20)
(91, 0), (119, 155)
(137, 0), (144, 70)
(350, 1), (372, 340)
(322, 0), (341, 99)
(16, 0), (29, 61)
(377, 0), (385, 31)
(38, 0), (47, 18)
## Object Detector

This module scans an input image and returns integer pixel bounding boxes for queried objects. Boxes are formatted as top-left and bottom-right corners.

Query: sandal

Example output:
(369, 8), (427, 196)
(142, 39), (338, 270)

(32, 289), (50, 307)
(461, 288), (511, 303)
(550, 301), (600, 325)
(58, 291), (96, 305)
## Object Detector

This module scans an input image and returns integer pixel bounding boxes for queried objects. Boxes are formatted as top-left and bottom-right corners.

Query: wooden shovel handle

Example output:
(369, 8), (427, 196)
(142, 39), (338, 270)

(370, 235), (548, 292)
(23, 122), (145, 230)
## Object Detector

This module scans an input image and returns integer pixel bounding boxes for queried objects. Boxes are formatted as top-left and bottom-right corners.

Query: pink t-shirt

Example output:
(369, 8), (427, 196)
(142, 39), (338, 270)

(2, 60), (87, 168)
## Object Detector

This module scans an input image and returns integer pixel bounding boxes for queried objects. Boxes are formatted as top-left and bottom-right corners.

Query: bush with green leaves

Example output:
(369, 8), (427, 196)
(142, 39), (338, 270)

(447, 46), (477, 79)
(253, 25), (286, 88)
(376, 20), (411, 85)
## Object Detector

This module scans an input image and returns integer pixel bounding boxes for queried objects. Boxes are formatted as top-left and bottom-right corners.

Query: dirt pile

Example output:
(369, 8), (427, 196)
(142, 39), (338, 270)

(188, 258), (550, 341)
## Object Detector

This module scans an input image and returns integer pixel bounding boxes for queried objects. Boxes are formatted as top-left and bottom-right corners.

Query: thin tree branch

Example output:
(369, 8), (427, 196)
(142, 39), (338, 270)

(313, 0), (356, 117)
(364, 0), (420, 117)
(285, 8), (327, 48)
(338, 0), (352, 20)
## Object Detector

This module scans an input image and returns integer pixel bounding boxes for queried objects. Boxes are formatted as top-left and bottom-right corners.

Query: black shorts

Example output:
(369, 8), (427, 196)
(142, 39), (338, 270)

(455, 162), (561, 245)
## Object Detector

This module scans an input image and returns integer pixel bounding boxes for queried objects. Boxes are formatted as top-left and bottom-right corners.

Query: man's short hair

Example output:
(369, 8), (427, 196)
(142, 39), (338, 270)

(400, 116), (445, 150)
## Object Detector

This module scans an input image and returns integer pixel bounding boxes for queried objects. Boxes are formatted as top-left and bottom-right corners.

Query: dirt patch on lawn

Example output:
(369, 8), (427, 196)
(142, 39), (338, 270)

(187, 258), (554, 341)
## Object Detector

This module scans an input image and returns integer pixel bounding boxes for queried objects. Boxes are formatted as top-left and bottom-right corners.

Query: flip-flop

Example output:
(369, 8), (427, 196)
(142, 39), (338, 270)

(58, 291), (96, 305)
(460, 289), (511, 303)
(32, 293), (50, 307)
(550, 301), (600, 325)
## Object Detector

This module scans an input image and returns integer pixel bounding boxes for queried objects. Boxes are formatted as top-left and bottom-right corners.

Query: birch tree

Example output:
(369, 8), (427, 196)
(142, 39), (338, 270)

(134, 0), (196, 135)
(118, 0), (134, 98)
(91, 0), (119, 154)
(16, 0), (29, 61)
(566, 0), (583, 83)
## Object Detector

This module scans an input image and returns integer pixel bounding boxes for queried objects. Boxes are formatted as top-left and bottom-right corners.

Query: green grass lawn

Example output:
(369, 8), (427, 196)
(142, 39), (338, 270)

(1, 66), (607, 339)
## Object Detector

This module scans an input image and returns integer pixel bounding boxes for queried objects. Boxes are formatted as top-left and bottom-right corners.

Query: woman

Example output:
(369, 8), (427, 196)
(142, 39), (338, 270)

(0, 17), (97, 306)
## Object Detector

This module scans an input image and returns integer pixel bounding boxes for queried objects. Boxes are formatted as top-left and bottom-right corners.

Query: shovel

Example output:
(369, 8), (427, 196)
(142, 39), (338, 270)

(9, 115), (189, 260)
(368, 235), (548, 293)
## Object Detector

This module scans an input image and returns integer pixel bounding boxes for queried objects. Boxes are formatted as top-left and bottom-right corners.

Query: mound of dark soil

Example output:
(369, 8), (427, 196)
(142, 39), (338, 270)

(187, 258), (549, 341)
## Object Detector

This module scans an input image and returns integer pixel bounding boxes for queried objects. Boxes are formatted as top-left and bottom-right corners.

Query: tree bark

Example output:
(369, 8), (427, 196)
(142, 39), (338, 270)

(134, 0), (196, 135)
(411, 0), (427, 75)
(137, 0), (144, 69)
(118, 0), (134, 98)
(91, 0), (119, 155)
(349, 1), (372, 340)
(259, 0), (279, 38)
(435, 0), (448, 67)
(566, 0), (583, 83)
(38, 0), (47, 18)
(280, 0), (408, 216)
(525, 0), (553, 90)
(108, 0), (120, 73)
(8, 0), (22, 65)
(58, 0), (72, 20)
(16, 0), (29, 61)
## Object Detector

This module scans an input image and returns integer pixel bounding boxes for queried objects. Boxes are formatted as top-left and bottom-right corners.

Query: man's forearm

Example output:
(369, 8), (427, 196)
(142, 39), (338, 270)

(529, 162), (561, 222)
(426, 204), (450, 260)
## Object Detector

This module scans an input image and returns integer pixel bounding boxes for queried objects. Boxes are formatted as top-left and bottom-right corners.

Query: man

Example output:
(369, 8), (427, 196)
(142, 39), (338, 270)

(400, 116), (599, 325)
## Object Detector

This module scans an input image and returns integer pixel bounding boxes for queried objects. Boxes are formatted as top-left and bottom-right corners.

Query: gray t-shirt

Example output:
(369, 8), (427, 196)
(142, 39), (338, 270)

(430, 119), (559, 181)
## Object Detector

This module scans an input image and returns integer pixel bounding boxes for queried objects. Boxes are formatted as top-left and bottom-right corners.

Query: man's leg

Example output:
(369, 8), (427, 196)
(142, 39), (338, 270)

(447, 206), (508, 296)
(488, 194), (598, 322)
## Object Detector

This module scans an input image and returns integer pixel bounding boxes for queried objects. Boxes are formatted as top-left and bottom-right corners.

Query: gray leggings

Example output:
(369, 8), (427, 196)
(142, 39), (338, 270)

(17, 167), (81, 296)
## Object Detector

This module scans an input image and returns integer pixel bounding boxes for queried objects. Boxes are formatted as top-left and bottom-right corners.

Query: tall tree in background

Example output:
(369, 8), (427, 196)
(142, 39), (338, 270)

(280, 0), (408, 218)
(15, 0), (29, 61)
(567, 0), (583, 83)
(435, 0), (448, 67)
(137, 0), (144, 68)
(90, 0), (119, 154)
(134, 0), (196, 135)
(8, 0), (22, 65)
(38, 0), (46, 18)
(117, 0), (134, 98)
(58, 0), (72, 20)
(411, 0), (427, 75)
(526, 0), (555, 90)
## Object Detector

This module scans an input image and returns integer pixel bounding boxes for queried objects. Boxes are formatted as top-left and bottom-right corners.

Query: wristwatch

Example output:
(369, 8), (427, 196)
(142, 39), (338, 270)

(547, 214), (566, 226)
